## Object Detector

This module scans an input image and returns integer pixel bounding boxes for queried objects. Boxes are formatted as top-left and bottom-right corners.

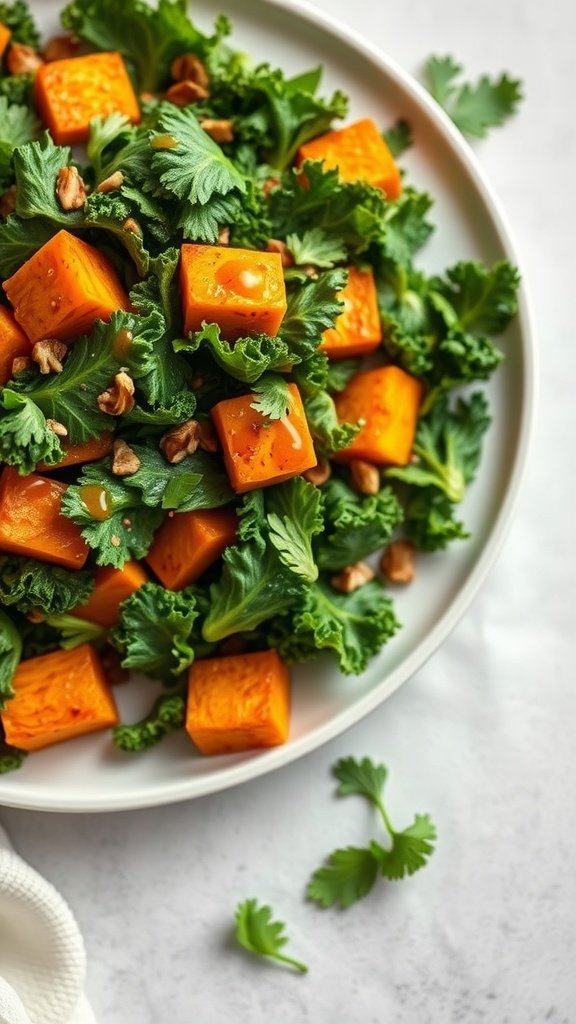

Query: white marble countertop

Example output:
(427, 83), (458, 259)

(2, 0), (575, 1020)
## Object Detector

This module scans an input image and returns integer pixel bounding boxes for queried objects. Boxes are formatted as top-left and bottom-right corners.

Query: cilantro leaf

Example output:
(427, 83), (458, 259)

(333, 756), (388, 806)
(432, 260), (520, 335)
(111, 583), (206, 680)
(235, 899), (308, 973)
(383, 118), (413, 158)
(279, 269), (347, 357)
(61, 463), (164, 568)
(250, 374), (293, 421)
(380, 187), (434, 265)
(306, 845), (381, 909)
(177, 322), (297, 384)
(317, 480), (403, 571)
(425, 55), (523, 139)
(126, 447), (233, 512)
(270, 579), (399, 675)
(113, 692), (186, 752)
(386, 393), (490, 502)
(0, 610), (22, 710)
(0, 98), (39, 187)
(286, 227), (347, 268)
(266, 478), (323, 583)
(0, 0), (40, 46)
(0, 555), (94, 615)
(377, 814), (437, 880)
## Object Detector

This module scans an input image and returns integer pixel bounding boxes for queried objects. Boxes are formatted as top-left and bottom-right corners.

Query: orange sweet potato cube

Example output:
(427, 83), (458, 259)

(334, 366), (423, 466)
(320, 266), (382, 359)
(3, 230), (130, 343)
(186, 649), (290, 755)
(71, 560), (149, 629)
(34, 51), (140, 145)
(0, 23), (11, 59)
(298, 118), (402, 199)
(1, 644), (119, 752)
(36, 432), (114, 472)
(180, 244), (288, 340)
(146, 508), (237, 590)
(0, 467), (89, 569)
(0, 306), (31, 385)
(211, 383), (316, 493)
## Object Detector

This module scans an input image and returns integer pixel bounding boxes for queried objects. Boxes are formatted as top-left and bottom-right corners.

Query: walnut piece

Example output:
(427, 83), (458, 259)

(349, 459), (380, 496)
(11, 355), (33, 375)
(266, 238), (294, 269)
(7, 43), (44, 75)
(170, 53), (209, 88)
(97, 372), (135, 415)
(95, 171), (124, 194)
(0, 185), (17, 219)
(380, 540), (415, 584)
(43, 35), (81, 62)
(166, 80), (209, 106)
(199, 118), (234, 144)
(32, 339), (67, 374)
(331, 561), (375, 593)
(160, 419), (200, 464)
(197, 420), (219, 453)
(45, 418), (68, 437)
(112, 439), (141, 476)
(56, 166), (87, 211)
(303, 460), (331, 486)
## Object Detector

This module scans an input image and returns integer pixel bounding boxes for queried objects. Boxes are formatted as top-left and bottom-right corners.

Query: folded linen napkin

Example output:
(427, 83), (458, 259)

(0, 825), (96, 1024)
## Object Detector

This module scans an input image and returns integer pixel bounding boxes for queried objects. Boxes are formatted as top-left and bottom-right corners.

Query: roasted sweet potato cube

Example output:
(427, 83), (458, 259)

(36, 432), (115, 472)
(3, 230), (130, 343)
(0, 467), (89, 569)
(211, 383), (316, 493)
(0, 306), (31, 385)
(298, 118), (402, 199)
(34, 51), (140, 145)
(180, 244), (287, 340)
(0, 23), (11, 59)
(145, 508), (237, 590)
(334, 366), (423, 466)
(71, 560), (149, 629)
(1, 644), (119, 752)
(320, 267), (382, 359)
(186, 649), (290, 755)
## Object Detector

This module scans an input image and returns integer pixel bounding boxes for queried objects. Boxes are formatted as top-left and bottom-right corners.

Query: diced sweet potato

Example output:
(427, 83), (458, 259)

(0, 305), (31, 385)
(180, 244), (287, 340)
(211, 383), (317, 493)
(297, 118), (402, 199)
(36, 432), (115, 472)
(0, 644), (119, 752)
(334, 366), (423, 466)
(146, 508), (237, 590)
(34, 51), (140, 145)
(3, 230), (130, 344)
(71, 560), (148, 629)
(186, 649), (290, 755)
(0, 23), (11, 59)
(320, 267), (382, 359)
(0, 467), (88, 569)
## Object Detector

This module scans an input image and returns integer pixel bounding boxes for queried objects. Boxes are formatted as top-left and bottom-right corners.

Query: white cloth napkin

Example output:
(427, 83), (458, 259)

(0, 825), (96, 1024)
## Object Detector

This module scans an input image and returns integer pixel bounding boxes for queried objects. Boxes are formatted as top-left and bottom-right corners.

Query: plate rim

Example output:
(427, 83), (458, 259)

(0, 0), (537, 812)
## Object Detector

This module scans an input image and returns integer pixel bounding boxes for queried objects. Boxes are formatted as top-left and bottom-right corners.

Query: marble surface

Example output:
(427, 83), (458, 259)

(2, 0), (575, 1020)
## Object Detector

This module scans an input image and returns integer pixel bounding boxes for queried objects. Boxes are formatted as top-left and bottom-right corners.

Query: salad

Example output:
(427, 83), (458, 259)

(0, 0), (520, 773)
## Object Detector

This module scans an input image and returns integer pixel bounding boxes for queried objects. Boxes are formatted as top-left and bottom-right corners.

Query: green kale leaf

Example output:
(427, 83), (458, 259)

(111, 582), (209, 680)
(0, 555), (94, 614)
(0, 610), (22, 710)
(177, 322), (297, 384)
(113, 692), (186, 752)
(317, 479), (403, 571)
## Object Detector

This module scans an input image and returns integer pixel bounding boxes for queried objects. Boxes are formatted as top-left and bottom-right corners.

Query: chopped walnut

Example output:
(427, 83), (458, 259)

(45, 418), (68, 437)
(170, 53), (209, 88)
(56, 166), (87, 211)
(160, 419), (200, 464)
(303, 460), (331, 486)
(95, 170), (124, 194)
(31, 339), (67, 374)
(112, 439), (141, 476)
(7, 43), (44, 75)
(349, 459), (380, 496)
(266, 238), (294, 269)
(197, 420), (219, 453)
(380, 540), (415, 584)
(97, 371), (135, 415)
(43, 35), (81, 62)
(303, 265), (319, 279)
(123, 217), (143, 237)
(331, 561), (375, 593)
(11, 356), (32, 375)
(200, 118), (234, 143)
(218, 226), (230, 245)
(0, 185), (17, 219)
(166, 80), (209, 106)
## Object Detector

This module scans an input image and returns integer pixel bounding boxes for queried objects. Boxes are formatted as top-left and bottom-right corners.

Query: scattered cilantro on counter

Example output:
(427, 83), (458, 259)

(235, 899), (308, 974)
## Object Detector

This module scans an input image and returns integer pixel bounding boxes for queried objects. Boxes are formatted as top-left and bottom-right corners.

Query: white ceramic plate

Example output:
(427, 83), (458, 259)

(0, 0), (535, 812)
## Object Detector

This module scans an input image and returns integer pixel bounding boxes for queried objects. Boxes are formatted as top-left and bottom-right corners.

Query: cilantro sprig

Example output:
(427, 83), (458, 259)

(425, 55), (523, 138)
(235, 899), (308, 974)
(307, 757), (436, 908)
